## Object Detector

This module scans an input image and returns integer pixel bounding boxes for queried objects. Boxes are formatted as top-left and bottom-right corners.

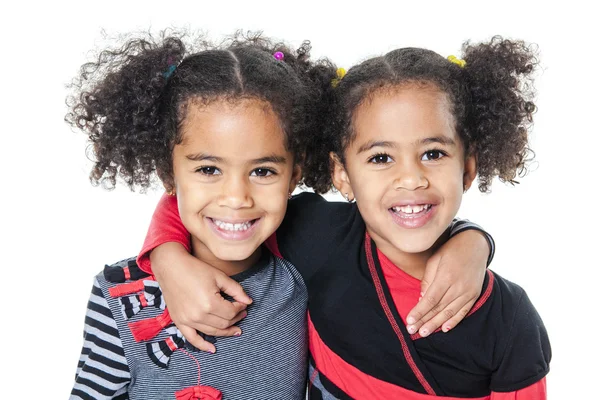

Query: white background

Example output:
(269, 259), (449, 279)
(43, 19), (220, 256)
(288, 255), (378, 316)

(1, 1), (598, 398)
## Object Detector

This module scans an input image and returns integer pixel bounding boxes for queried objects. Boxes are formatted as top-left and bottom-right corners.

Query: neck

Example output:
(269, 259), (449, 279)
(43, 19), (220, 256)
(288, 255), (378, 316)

(190, 237), (262, 277)
(369, 229), (450, 280)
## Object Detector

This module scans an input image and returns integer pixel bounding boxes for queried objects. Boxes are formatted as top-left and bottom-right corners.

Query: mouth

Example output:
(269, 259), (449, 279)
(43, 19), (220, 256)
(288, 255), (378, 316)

(207, 217), (261, 240)
(388, 204), (436, 229)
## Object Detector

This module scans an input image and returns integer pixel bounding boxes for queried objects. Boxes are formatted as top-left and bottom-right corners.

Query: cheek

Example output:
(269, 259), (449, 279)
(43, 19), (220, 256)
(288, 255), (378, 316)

(256, 183), (289, 217)
(350, 166), (387, 198)
(175, 177), (211, 216)
(435, 167), (465, 207)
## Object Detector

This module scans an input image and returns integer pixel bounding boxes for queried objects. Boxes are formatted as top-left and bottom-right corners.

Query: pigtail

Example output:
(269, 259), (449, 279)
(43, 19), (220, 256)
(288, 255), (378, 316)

(268, 39), (338, 187)
(461, 36), (539, 192)
(299, 59), (339, 194)
(66, 33), (186, 190)
(287, 45), (338, 192)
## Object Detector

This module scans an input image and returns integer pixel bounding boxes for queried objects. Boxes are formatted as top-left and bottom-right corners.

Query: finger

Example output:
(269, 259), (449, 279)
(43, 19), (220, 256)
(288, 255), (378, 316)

(406, 281), (449, 326)
(207, 296), (249, 321)
(217, 274), (253, 305)
(417, 296), (474, 337)
(439, 298), (477, 333)
(191, 310), (248, 332)
(179, 325), (216, 354)
(421, 254), (442, 296)
(191, 322), (245, 338)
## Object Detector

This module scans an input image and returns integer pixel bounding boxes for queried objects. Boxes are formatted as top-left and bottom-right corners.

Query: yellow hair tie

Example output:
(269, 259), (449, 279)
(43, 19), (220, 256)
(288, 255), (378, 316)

(447, 55), (466, 68)
(331, 67), (346, 88)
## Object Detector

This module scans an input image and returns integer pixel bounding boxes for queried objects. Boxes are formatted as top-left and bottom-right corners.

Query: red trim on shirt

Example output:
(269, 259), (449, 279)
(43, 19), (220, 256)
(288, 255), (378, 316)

(139, 292), (148, 307)
(490, 379), (546, 400)
(467, 270), (494, 317)
(308, 315), (489, 400)
(365, 236), (437, 395)
(166, 337), (178, 352)
(109, 278), (154, 298)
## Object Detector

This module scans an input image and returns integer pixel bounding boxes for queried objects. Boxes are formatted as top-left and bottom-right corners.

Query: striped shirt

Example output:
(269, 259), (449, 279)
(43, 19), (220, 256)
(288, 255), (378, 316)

(71, 250), (308, 400)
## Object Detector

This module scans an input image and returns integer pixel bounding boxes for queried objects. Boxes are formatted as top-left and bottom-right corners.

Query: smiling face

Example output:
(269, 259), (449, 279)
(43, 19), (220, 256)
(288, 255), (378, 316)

(332, 84), (476, 269)
(171, 98), (300, 275)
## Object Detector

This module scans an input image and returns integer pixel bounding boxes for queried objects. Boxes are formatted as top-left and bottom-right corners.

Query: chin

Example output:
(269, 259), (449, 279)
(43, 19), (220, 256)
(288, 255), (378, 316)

(212, 245), (259, 262)
(392, 236), (438, 254)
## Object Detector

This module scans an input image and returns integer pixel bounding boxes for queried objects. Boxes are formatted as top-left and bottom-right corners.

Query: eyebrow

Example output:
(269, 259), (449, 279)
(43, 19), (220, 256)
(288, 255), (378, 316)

(185, 153), (287, 164)
(356, 140), (396, 154)
(356, 136), (457, 154)
(251, 155), (287, 164)
(418, 136), (457, 146)
(186, 153), (223, 162)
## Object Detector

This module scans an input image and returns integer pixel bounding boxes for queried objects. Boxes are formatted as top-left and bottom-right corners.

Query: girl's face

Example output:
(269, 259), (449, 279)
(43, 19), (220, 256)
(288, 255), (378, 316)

(171, 98), (300, 273)
(333, 84), (476, 266)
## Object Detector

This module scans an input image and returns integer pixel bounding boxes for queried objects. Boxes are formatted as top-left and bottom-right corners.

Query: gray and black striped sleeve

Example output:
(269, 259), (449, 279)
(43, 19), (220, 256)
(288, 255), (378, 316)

(449, 218), (496, 266)
(70, 278), (130, 399)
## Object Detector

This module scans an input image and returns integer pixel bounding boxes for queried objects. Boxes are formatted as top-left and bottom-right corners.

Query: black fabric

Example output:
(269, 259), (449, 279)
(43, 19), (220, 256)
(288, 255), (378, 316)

(277, 192), (551, 397)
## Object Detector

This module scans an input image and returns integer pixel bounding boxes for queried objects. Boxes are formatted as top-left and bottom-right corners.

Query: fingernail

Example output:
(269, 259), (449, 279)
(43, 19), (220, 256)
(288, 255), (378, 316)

(407, 325), (416, 334)
(210, 349), (216, 354)
(420, 292), (424, 297)
(442, 325), (451, 333)
(418, 296), (422, 301)
(407, 316), (416, 325)
(420, 328), (429, 337)
(234, 331), (242, 337)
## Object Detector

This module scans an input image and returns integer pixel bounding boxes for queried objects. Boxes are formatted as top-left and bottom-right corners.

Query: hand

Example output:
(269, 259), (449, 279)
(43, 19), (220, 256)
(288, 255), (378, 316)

(151, 242), (253, 353)
(406, 229), (489, 337)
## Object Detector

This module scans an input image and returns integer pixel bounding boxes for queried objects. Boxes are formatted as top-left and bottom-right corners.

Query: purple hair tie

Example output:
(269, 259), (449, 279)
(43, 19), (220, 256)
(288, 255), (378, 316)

(273, 51), (284, 61)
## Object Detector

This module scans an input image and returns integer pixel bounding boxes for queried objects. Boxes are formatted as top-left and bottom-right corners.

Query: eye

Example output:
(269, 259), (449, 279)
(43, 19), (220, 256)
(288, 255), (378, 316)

(421, 150), (447, 161)
(196, 166), (221, 175)
(368, 153), (393, 164)
(251, 168), (276, 177)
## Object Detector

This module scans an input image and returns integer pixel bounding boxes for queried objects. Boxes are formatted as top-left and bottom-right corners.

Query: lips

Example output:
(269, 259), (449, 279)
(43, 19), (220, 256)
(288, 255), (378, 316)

(388, 202), (437, 229)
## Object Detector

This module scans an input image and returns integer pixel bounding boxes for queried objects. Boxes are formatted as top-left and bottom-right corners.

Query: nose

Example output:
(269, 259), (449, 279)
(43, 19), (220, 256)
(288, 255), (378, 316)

(393, 160), (429, 191)
(217, 176), (254, 209)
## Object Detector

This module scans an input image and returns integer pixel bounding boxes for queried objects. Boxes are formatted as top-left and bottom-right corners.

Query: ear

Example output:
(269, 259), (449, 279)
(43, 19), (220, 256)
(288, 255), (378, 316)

(462, 154), (477, 192)
(288, 164), (302, 194)
(157, 168), (176, 195)
(330, 152), (354, 201)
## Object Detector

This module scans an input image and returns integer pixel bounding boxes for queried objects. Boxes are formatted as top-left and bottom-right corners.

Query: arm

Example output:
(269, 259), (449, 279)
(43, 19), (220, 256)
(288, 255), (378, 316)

(139, 194), (252, 353)
(71, 278), (130, 399)
(406, 220), (495, 337)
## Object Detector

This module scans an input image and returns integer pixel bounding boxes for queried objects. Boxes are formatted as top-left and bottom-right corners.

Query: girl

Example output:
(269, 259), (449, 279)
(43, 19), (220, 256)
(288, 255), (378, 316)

(67, 32), (334, 399)
(141, 37), (550, 399)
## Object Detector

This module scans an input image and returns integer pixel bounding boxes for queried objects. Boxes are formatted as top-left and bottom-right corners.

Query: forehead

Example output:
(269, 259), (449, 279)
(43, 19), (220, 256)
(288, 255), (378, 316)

(179, 98), (288, 155)
(352, 84), (456, 144)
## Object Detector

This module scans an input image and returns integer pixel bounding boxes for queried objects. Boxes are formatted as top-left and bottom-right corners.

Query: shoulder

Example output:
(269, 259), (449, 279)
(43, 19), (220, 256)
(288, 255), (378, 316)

(286, 191), (351, 216)
(283, 191), (361, 233)
(488, 271), (540, 327)
(93, 256), (157, 322)
(488, 271), (551, 392)
(276, 192), (363, 280)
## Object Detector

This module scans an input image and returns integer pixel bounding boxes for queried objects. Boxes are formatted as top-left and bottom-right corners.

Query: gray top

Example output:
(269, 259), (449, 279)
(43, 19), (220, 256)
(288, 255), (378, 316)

(70, 251), (308, 400)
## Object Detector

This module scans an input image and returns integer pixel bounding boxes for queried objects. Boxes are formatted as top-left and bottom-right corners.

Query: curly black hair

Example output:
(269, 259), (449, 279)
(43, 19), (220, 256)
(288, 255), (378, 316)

(303, 36), (539, 193)
(66, 30), (336, 191)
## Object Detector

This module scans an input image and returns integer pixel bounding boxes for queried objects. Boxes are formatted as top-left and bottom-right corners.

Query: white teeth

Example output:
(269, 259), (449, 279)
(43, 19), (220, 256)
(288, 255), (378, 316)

(392, 204), (431, 214)
(213, 219), (253, 231)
